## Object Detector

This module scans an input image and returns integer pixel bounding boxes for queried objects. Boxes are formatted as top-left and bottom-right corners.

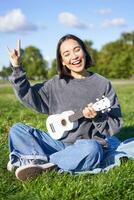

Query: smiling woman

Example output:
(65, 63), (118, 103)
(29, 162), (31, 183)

(6, 34), (124, 181)
(56, 34), (92, 79)
(59, 39), (86, 78)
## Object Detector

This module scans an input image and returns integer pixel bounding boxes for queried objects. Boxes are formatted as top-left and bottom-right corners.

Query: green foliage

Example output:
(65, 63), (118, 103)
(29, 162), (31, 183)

(121, 31), (134, 45)
(0, 82), (134, 200)
(47, 59), (58, 79)
(84, 40), (98, 66)
(22, 46), (48, 80)
(96, 40), (134, 78)
(1, 31), (134, 80)
(0, 66), (12, 79)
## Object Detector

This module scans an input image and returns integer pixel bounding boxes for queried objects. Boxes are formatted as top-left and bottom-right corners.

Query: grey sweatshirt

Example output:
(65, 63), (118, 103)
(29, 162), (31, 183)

(9, 67), (123, 146)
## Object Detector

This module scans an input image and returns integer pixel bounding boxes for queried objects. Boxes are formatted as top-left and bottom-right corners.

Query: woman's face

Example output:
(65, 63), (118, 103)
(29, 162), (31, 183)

(60, 39), (86, 76)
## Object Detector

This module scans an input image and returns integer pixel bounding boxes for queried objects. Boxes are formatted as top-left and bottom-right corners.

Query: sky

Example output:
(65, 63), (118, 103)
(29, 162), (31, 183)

(0, 0), (133, 69)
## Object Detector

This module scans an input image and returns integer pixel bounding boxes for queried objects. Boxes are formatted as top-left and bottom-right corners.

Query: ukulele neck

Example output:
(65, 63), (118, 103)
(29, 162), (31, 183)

(69, 111), (83, 122)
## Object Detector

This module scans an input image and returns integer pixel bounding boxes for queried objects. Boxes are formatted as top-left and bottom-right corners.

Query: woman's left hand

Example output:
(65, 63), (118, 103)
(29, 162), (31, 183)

(82, 103), (97, 119)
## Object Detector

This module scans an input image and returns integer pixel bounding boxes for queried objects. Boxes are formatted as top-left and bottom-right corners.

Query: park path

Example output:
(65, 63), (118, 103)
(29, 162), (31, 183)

(0, 80), (134, 88)
(111, 80), (134, 85)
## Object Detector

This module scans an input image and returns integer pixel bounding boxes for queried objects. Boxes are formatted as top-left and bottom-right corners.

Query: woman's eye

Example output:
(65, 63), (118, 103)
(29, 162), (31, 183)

(75, 47), (80, 52)
(64, 53), (70, 57)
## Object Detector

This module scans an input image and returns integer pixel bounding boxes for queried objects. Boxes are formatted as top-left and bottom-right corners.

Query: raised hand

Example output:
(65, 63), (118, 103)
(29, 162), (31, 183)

(7, 39), (21, 67)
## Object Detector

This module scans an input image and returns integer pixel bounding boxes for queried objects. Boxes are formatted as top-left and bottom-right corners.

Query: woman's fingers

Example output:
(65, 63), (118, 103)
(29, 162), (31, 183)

(7, 48), (17, 58)
(7, 46), (11, 55)
(83, 103), (97, 119)
(7, 39), (21, 67)
(7, 39), (21, 57)
(16, 39), (21, 56)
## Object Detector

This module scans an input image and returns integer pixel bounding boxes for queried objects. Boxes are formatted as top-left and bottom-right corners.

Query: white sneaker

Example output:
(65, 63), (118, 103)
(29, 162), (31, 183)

(7, 161), (17, 172)
(15, 163), (57, 181)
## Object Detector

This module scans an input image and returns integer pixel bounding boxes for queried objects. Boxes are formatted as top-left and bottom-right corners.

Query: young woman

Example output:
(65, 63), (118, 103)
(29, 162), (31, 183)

(7, 34), (123, 181)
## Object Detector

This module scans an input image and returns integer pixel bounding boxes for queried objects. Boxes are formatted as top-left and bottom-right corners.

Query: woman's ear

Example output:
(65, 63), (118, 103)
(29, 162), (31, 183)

(62, 60), (65, 66)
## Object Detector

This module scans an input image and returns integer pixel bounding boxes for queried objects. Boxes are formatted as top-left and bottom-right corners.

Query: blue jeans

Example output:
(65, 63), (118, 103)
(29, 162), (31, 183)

(8, 123), (120, 172)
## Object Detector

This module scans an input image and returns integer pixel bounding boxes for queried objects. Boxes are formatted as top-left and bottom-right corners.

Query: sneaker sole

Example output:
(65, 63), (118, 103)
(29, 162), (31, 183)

(15, 163), (57, 181)
(15, 165), (43, 181)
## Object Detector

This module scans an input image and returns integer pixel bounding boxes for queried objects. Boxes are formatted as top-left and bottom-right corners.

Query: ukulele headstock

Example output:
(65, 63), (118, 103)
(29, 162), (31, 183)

(93, 96), (111, 112)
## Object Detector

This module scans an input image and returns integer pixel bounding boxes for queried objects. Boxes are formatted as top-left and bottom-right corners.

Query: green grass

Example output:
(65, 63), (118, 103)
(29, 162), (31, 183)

(0, 82), (134, 200)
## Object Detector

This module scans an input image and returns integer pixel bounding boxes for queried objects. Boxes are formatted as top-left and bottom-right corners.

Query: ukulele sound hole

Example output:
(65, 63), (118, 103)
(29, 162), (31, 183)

(61, 119), (67, 126)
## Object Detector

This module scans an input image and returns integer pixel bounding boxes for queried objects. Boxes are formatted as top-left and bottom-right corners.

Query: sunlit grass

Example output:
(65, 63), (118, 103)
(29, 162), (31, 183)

(0, 82), (134, 200)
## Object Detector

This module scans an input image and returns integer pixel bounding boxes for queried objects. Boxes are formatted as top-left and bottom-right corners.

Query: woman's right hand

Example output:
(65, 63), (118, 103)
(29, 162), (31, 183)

(7, 39), (21, 67)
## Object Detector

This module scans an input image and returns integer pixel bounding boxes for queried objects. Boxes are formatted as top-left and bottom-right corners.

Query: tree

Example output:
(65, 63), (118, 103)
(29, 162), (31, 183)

(22, 46), (48, 80)
(83, 40), (98, 74)
(0, 66), (12, 80)
(96, 40), (134, 78)
(121, 31), (134, 45)
(84, 40), (98, 65)
(47, 59), (57, 79)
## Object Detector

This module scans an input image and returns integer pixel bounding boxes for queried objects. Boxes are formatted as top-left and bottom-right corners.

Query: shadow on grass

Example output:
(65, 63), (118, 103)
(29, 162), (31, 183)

(116, 126), (134, 141)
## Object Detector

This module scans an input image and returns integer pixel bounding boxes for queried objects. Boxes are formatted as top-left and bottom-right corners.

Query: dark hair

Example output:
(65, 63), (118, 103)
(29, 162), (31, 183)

(56, 34), (93, 78)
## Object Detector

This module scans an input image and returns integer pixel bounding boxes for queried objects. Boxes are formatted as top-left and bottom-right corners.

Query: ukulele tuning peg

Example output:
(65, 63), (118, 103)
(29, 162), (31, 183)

(102, 95), (105, 99)
(96, 98), (99, 101)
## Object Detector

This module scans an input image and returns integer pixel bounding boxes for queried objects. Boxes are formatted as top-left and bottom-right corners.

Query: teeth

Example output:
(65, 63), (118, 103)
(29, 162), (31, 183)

(72, 60), (80, 65)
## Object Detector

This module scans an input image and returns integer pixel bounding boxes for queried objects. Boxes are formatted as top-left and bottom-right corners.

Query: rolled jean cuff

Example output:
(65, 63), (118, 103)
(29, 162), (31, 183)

(9, 151), (48, 167)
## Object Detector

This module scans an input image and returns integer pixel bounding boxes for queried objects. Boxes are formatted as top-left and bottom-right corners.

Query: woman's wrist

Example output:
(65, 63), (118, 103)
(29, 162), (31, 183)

(11, 61), (21, 68)
(12, 65), (20, 68)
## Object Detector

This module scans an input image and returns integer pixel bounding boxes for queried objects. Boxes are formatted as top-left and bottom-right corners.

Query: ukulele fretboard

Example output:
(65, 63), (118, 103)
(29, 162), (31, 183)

(69, 111), (83, 122)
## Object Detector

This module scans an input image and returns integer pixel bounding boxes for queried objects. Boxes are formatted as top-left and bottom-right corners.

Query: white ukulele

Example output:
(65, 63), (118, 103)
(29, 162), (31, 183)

(46, 97), (110, 140)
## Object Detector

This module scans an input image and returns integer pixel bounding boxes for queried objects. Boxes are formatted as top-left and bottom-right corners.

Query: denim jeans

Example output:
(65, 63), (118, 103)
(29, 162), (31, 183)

(8, 123), (121, 172)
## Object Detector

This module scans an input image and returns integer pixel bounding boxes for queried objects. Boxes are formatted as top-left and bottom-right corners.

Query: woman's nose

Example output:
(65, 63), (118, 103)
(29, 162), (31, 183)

(71, 52), (78, 59)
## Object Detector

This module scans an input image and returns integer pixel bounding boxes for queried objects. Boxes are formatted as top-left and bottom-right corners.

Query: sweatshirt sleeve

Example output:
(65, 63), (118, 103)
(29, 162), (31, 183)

(9, 66), (49, 114)
(92, 81), (123, 136)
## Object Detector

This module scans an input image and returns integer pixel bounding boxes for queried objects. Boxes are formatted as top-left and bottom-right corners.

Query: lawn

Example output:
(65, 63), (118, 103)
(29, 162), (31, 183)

(0, 81), (134, 200)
